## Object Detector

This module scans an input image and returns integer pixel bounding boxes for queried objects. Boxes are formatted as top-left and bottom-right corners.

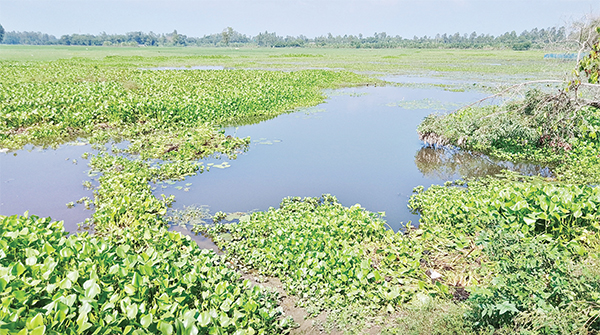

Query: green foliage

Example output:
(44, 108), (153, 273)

(577, 27), (600, 84)
(3, 49), (596, 334)
(0, 214), (291, 334)
(511, 40), (532, 51)
(0, 46), (572, 84)
(200, 195), (435, 316)
(0, 59), (368, 150)
(418, 90), (600, 183)
(467, 230), (600, 333)
(0, 56), (378, 334)
(411, 174), (600, 333)
(1, 25), (569, 50)
(88, 154), (172, 234)
(412, 43), (600, 332)
(419, 105), (542, 152)
(410, 173), (600, 245)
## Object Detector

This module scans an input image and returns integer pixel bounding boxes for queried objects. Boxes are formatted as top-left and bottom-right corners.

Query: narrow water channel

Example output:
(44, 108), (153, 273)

(0, 80), (548, 242)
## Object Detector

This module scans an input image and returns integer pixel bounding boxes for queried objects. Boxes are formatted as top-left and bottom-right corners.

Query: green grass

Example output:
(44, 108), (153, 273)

(0, 45), (575, 82)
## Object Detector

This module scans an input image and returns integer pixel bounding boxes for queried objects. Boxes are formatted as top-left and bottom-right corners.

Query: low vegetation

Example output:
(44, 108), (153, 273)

(0, 214), (292, 334)
(2, 33), (600, 333)
(0, 59), (368, 150)
(406, 28), (600, 334)
(0, 57), (377, 334)
(200, 196), (431, 316)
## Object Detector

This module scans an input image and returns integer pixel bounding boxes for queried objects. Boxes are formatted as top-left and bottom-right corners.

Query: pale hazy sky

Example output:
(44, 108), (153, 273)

(0, 0), (598, 38)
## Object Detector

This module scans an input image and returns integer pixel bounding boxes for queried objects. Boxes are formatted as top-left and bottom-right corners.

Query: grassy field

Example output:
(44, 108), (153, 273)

(0, 45), (575, 82)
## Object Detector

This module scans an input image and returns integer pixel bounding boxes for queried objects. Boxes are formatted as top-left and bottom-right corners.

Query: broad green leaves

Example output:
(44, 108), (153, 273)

(411, 174), (600, 332)
(201, 195), (432, 316)
(0, 214), (289, 334)
(410, 173), (600, 243)
(0, 60), (368, 151)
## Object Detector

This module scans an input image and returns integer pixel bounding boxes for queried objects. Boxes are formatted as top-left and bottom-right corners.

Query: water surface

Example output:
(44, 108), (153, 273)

(0, 82), (548, 237)
(158, 84), (541, 231)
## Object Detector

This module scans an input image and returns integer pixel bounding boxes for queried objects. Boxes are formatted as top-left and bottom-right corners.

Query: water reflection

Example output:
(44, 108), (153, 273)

(415, 146), (552, 180)
(2, 83), (539, 235)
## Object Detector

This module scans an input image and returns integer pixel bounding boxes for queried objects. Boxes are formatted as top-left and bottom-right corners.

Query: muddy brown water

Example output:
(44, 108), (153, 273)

(0, 80), (549, 247)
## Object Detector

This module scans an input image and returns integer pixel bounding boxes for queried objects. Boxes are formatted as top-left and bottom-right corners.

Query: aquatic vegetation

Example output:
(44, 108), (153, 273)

(167, 205), (211, 227)
(200, 195), (437, 317)
(0, 54), (386, 333)
(408, 36), (600, 332)
(410, 172), (600, 248)
(0, 214), (292, 334)
(409, 172), (600, 333)
(1, 47), (595, 333)
(0, 59), (371, 151)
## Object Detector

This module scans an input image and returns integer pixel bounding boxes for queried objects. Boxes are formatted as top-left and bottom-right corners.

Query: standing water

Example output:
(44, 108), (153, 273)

(0, 81), (548, 239)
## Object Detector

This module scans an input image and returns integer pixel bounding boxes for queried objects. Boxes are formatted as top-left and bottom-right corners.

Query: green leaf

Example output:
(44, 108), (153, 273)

(132, 272), (142, 288)
(158, 321), (173, 335)
(244, 301), (258, 313)
(14, 262), (26, 276)
(124, 284), (136, 295)
(496, 301), (519, 315)
(116, 245), (131, 258)
(83, 279), (100, 299)
(28, 313), (44, 329)
(197, 311), (211, 327)
(43, 242), (55, 254)
(31, 326), (46, 335)
(220, 299), (232, 313)
(126, 303), (138, 319)
(215, 282), (226, 295)
(140, 314), (153, 328)
(26, 256), (38, 266)
(220, 313), (231, 327)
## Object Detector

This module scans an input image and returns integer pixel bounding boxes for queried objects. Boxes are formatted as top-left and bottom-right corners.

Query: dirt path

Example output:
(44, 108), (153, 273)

(240, 273), (344, 334)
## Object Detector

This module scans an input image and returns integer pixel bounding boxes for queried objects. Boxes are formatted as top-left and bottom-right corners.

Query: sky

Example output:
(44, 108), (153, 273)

(0, 0), (598, 38)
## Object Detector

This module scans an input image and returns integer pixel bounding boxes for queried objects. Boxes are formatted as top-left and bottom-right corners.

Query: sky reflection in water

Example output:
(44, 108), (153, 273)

(0, 82), (548, 239)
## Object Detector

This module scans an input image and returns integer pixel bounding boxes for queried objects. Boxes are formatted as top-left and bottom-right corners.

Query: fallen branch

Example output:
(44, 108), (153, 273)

(452, 80), (565, 114)
(455, 80), (600, 115)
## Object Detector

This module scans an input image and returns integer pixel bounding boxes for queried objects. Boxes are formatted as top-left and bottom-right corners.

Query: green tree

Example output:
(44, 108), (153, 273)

(0, 24), (4, 43)
(221, 26), (233, 46)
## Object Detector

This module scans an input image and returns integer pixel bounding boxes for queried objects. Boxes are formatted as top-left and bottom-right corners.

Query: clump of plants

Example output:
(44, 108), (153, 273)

(0, 56), (381, 334)
(0, 58), (373, 153)
(199, 195), (439, 319)
(409, 172), (600, 333)
(417, 91), (600, 166)
(467, 230), (600, 334)
(418, 29), (600, 182)
(0, 214), (293, 334)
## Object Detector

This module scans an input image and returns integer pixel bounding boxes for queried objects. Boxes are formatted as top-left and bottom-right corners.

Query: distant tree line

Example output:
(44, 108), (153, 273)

(0, 26), (571, 50)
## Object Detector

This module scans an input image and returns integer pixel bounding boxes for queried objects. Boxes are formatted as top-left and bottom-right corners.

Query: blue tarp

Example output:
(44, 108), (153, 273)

(543, 53), (578, 59)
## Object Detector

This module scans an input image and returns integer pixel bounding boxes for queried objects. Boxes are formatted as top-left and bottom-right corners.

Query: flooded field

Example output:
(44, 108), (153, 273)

(0, 79), (548, 235)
